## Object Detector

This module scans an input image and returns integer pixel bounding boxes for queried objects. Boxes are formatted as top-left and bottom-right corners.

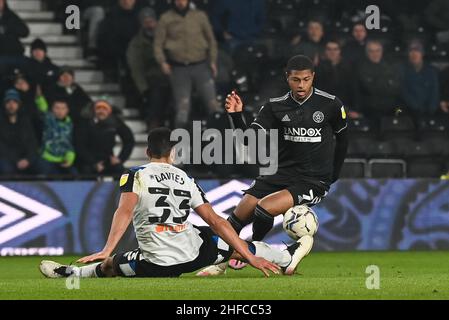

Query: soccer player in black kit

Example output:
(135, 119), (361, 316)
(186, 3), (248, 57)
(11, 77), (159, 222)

(197, 55), (348, 276)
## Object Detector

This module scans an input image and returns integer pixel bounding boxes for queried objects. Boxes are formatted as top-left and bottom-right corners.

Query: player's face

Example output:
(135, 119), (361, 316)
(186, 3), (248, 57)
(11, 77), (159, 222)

(287, 70), (315, 100)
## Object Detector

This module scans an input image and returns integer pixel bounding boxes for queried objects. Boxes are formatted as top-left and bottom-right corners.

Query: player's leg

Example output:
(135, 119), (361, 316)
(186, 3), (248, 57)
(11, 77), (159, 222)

(227, 194), (259, 234)
(252, 190), (294, 241)
(39, 257), (117, 278)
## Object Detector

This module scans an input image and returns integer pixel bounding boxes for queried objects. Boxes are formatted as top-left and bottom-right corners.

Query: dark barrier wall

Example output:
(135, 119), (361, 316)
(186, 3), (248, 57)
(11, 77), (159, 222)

(0, 179), (448, 255)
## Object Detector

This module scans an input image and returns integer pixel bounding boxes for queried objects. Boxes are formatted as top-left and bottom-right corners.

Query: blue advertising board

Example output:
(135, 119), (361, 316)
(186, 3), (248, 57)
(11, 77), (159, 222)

(0, 179), (448, 255)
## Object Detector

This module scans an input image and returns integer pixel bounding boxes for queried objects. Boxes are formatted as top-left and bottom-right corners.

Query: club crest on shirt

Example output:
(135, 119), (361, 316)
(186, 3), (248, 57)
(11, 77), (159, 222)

(313, 111), (324, 123)
(119, 174), (129, 187)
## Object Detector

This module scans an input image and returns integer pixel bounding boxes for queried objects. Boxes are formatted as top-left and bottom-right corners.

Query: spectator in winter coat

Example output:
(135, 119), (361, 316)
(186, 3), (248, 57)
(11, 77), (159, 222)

(97, 0), (143, 68)
(0, 89), (38, 175)
(400, 41), (440, 117)
(35, 99), (77, 175)
(76, 100), (135, 175)
(44, 66), (92, 124)
(343, 23), (368, 66)
(0, 0), (29, 58)
(211, 0), (265, 52)
(354, 40), (401, 119)
(154, 0), (219, 127)
(127, 7), (170, 130)
(12, 73), (43, 139)
(23, 38), (60, 92)
(315, 40), (354, 110)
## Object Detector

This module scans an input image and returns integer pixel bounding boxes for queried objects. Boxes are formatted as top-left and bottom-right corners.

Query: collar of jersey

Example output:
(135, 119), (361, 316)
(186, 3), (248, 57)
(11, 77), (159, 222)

(289, 88), (314, 106)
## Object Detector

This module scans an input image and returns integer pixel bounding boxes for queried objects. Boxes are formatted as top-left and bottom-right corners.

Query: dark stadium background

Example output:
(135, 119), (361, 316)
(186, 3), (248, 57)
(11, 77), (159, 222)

(0, 0), (448, 255)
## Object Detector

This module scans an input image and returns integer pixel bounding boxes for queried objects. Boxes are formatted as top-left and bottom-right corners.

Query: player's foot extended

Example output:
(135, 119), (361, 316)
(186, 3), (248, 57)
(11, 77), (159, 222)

(196, 264), (227, 276)
(284, 235), (314, 275)
(39, 260), (76, 278)
(228, 259), (248, 270)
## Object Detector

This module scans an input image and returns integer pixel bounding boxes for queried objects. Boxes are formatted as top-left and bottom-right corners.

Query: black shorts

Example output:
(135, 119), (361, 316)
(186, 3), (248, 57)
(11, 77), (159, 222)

(244, 178), (329, 206)
(112, 226), (234, 278)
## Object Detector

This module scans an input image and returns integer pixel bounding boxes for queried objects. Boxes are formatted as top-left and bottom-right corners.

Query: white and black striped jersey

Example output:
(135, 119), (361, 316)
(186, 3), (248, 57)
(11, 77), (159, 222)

(119, 162), (208, 266)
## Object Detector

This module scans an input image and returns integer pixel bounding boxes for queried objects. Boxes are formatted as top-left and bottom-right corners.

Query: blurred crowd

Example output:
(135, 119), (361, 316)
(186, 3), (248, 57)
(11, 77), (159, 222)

(1, 0), (449, 178)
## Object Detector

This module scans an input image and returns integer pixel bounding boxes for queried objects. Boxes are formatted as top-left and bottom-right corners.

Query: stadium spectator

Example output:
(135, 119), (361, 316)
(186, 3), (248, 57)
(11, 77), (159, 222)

(210, 0), (265, 53)
(343, 23), (368, 65)
(154, 0), (219, 127)
(354, 40), (401, 119)
(76, 100), (135, 175)
(45, 66), (92, 124)
(425, 0), (449, 44)
(13, 73), (42, 138)
(97, 0), (143, 69)
(0, 89), (38, 175)
(439, 66), (449, 114)
(80, 0), (112, 61)
(23, 38), (60, 92)
(400, 41), (440, 117)
(127, 7), (170, 130)
(289, 19), (326, 64)
(315, 40), (353, 109)
(0, 0), (29, 61)
(35, 99), (77, 175)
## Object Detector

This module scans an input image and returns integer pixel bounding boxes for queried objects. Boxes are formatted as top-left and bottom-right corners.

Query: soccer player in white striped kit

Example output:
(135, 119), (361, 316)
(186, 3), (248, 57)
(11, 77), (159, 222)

(40, 128), (306, 279)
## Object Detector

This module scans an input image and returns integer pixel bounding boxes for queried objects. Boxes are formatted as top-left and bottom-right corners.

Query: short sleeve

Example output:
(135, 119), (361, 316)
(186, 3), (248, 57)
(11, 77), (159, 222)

(190, 178), (209, 209)
(119, 169), (142, 194)
(331, 99), (348, 134)
(250, 104), (276, 131)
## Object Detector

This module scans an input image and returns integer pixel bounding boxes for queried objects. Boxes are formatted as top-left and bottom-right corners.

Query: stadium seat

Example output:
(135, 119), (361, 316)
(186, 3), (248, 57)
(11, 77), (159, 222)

(340, 159), (367, 178)
(380, 115), (416, 140)
(417, 116), (449, 140)
(369, 159), (407, 178)
(368, 140), (398, 158)
(347, 118), (378, 139)
(347, 137), (376, 158)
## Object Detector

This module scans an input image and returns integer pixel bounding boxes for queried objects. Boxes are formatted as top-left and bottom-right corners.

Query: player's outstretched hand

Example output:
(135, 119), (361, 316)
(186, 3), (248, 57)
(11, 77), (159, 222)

(77, 251), (110, 264)
(225, 90), (243, 113)
(247, 256), (281, 277)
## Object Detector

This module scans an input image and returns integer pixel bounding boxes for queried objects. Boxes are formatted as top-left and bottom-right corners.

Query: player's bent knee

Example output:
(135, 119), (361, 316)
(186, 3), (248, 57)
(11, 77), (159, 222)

(100, 258), (117, 277)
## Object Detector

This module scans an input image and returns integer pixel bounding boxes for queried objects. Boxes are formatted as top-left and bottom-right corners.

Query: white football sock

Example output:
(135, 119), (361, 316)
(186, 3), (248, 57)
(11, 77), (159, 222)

(252, 241), (291, 267)
(71, 262), (102, 278)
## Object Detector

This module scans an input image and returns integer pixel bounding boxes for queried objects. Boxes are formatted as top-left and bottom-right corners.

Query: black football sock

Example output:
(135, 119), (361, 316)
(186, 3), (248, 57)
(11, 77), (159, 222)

(227, 212), (251, 235)
(252, 205), (274, 241)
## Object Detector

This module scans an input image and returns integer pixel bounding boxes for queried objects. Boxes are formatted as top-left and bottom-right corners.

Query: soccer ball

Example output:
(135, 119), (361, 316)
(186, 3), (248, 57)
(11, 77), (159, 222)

(283, 205), (319, 240)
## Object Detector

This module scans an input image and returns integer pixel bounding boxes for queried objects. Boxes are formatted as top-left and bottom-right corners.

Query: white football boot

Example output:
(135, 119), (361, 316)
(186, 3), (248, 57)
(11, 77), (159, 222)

(39, 260), (77, 278)
(283, 235), (314, 275)
(196, 262), (227, 276)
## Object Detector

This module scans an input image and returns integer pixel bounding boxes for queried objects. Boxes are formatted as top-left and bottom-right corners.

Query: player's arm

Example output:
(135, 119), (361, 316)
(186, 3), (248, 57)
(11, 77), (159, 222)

(195, 203), (280, 277)
(77, 193), (137, 263)
(331, 104), (349, 183)
(226, 91), (274, 131)
(78, 170), (141, 263)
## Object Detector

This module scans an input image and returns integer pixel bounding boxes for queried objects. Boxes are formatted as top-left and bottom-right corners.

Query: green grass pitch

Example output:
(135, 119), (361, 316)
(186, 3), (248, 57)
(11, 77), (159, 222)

(1, 252), (448, 300)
